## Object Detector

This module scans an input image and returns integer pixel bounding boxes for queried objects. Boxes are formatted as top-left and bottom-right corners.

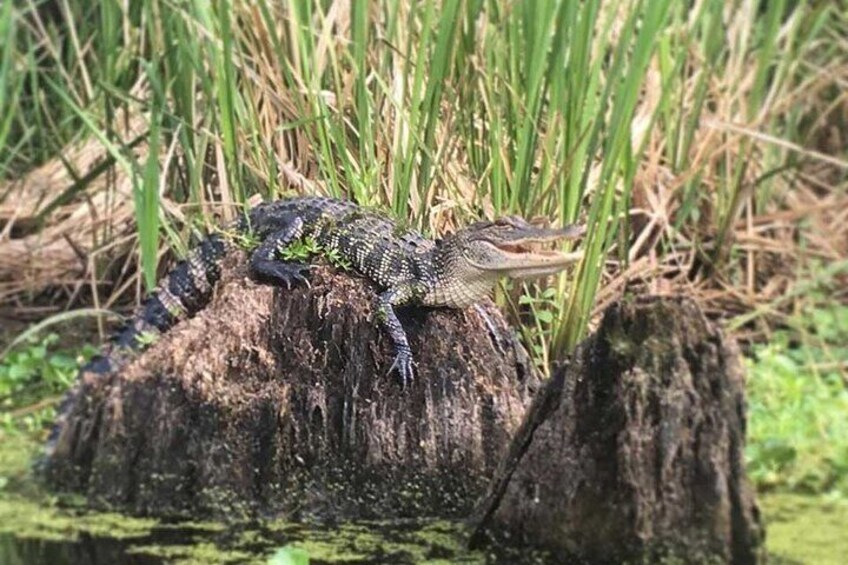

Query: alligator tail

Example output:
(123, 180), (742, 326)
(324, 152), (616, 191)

(40, 233), (231, 469)
(112, 233), (230, 349)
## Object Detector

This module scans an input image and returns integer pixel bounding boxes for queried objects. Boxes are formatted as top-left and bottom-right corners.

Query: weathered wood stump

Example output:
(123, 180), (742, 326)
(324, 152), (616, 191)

(46, 253), (537, 520)
(471, 296), (764, 563)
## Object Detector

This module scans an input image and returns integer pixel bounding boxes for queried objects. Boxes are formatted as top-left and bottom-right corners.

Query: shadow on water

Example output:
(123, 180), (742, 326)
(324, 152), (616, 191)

(2, 493), (842, 564)
(0, 434), (532, 564)
(0, 513), (512, 564)
(0, 531), (162, 565)
(0, 520), (244, 565)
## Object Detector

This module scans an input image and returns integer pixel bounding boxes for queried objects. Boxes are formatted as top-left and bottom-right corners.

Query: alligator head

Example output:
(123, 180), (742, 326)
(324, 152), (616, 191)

(427, 215), (585, 307)
(450, 215), (584, 277)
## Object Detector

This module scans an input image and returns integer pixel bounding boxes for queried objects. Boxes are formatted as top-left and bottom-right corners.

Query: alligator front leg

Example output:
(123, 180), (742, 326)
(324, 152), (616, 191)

(376, 282), (426, 387)
(249, 218), (311, 288)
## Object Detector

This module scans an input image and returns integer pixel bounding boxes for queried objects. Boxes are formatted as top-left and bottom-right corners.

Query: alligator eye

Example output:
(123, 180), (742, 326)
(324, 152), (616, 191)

(495, 216), (526, 229)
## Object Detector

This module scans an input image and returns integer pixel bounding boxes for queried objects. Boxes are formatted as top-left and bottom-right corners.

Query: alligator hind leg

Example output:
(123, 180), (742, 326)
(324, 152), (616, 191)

(249, 217), (311, 288)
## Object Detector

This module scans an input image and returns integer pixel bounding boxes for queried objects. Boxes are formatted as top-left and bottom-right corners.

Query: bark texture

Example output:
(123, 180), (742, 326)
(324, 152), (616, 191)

(46, 253), (537, 520)
(471, 296), (764, 564)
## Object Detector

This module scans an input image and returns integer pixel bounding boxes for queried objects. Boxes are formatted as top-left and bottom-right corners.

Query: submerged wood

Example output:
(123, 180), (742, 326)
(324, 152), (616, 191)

(471, 296), (764, 564)
(46, 253), (537, 520)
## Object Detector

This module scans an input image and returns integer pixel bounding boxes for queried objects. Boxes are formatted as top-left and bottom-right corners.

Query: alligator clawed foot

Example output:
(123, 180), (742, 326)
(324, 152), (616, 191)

(387, 349), (415, 388)
(253, 260), (311, 289)
(275, 266), (310, 289)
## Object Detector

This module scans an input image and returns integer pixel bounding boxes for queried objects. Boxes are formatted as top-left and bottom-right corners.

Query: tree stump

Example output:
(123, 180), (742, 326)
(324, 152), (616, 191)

(46, 253), (537, 520)
(471, 296), (764, 564)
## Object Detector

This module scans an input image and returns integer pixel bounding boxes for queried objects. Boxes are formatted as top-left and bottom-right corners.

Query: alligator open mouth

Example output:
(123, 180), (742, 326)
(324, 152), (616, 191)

(496, 243), (533, 254)
(468, 222), (585, 276)
(495, 242), (567, 256)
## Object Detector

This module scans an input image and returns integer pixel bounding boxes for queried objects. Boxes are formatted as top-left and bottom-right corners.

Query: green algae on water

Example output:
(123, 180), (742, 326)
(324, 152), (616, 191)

(267, 520), (485, 564)
(0, 429), (486, 564)
(126, 541), (259, 564)
(761, 493), (848, 565)
(0, 431), (156, 543)
(0, 495), (157, 542)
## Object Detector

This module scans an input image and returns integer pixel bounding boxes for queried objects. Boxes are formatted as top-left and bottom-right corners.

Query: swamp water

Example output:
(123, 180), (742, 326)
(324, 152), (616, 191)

(0, 500), (491, 564)
(0, 433), (514, 564)
(2, 434), (846, 564)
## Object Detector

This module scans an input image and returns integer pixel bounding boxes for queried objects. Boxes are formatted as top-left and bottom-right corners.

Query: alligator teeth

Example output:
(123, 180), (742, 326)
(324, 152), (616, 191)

(497, 243), (531, 254)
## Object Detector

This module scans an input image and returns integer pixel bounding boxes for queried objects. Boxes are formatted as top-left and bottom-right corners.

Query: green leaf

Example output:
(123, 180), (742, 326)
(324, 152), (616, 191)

(535, 310), (554, 324)
(48, 355), (78, 371)
(268, 545), (309, 565)
(31, 345), (47, 360)
(8, 364), (31, 381)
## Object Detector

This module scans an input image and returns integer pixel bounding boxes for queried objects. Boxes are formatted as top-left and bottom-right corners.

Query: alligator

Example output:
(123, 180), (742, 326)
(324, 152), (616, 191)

(43, 196), (584, 463)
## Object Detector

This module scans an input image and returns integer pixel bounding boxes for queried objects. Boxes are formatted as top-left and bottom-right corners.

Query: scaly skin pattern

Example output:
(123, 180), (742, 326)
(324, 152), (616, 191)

(43, 196), (583, 464)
